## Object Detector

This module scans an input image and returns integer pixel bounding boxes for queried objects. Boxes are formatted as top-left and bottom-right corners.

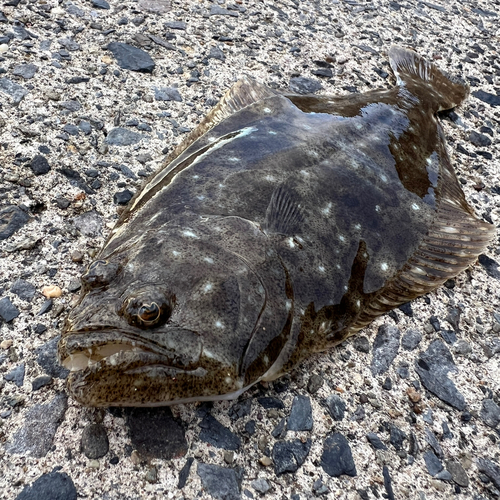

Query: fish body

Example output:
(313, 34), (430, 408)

(59, 47), (494, 406)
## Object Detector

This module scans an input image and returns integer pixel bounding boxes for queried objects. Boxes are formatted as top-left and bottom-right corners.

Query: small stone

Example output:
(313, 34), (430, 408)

(114, 190), (134, 205)
(42, 285), (62, 298)
(425, 428), (443, 459)
(107, 42), (155, 73)
(371, 324), (401, 376)
(10, 279), (36, 301)
(480, 398), (500, 428)
(287, 395), (313, 431)
(469, 130), (492, 147)
(353, 336), (370, 353)
(208, 46), (225, 61)
(0, 297), (19, 322)
(251, 478), (271, 494)
(1, 339), (13, 349)
(452, 340), (471, 355)
(434, 469), (452, 481)
(223, 451), (234, 464)
(32, 375), (52, 391)
(382, 377), (392, 390)
(401, 329), (422, 351)
(197, 463), (240, 500)
(154, 86), (183, 102)
(92, 0), (110, 8)
(15, 471), (76, 500)
(35, 335), (69, 379)
(5, 363), (25, 386)
(12, 63), (38, 79)
(478, 254), (500, 280)
(259, 456), (272, 466)
(307, 374), (323, 394)
(37, 299), (53, 316)
(257, 397), (284, 409)
(81, 423), (109, 459)
(476, 458), (500, 490)
(423, 450), (443, 476)
(106, 127), (145, 146)
(0, 77), (28, 104)
(145, 466), (158, 483)
(445, 459), (469, 487)
(321, 432), (357, 477)
(0, 205), (30, 240)
(289, 77), (323, 95)
(138, 0), (171, 14)
(178, 457), (194, 489)
(272, 439), (311, 475)
(366, 432), (387, 450)
(325, 394), (346, 421)
(389, 425), (406, 451)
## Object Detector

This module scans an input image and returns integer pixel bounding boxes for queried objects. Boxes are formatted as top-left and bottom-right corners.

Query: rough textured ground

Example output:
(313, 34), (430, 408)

(0, 0), (499, 499)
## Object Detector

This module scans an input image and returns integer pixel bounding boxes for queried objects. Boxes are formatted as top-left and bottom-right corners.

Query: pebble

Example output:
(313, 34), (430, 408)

(0, 206), (29, 240)
(0, 297), (20, 322)
(125, 407), (187, 460)
(287, 395), (313, 431)
(472, 90), (500, 107)
(257, 397), (284, 409)
(371, 324), (401, 376)
(92, 0), (110, 9)
(353, 336), (370, 353)
(12, 63), (38, 80)
(0, 77), (28, 104)
(260, 456), (272, 467)
(251, 478), (271, 494)
(289, 77), (323, 95)
(423, 450), (443, 476)
(32, 375), (52, 391)
(145, 466), (158, 483)
(197, 463), (240, 500)
(476, 458), (500, 490)
(81, 423), (109, 459)
(415, 340), (465, 410)
(480, 398), (500, 428)
(199, 414), (241, 450)
(383, 466), (395, 500)
(401, 329), (422, 351)
(452, 340), (472, 355)
(154, 86), (183, 102)
(15, 471), (77, 500)
(307, 374), (323, 394)
(37, 299), (53, 316)
(35, 335), (69, 379)
(272, 439), (311, 475)
(4, 363), (25, 386)
(10, 279), (36, 301)
(325, 394), (346, 421)
(106, 127), (145, 146)
(425, 428), (443, 459)
(469, 130), (492, 147)
(5, 393), (67, 457)
(389, 424), (406, 451)
(321, 432), (357, 477)
(73, 211), (102, 238)
(445, 460), (469, 487)
(107, 42), (155, 73)
(478, 254), (500, 280)
(42, 285), (62, 298)
(367, 432), (387, 450)
(178, 457), (194, 489)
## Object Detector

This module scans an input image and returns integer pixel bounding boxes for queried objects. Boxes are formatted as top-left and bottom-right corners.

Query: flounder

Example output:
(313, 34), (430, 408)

(59, 47), (494, 406)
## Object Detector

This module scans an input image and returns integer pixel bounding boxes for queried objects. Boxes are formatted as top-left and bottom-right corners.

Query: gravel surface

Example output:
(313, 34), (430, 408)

(1, 0), (499, 499)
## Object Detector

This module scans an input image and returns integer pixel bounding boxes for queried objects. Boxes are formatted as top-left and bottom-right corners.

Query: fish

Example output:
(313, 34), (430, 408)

(58, 46), (494, 407)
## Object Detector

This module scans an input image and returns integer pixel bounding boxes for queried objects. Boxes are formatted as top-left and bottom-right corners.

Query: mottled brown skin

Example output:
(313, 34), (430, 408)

(59, 47), (493, 406)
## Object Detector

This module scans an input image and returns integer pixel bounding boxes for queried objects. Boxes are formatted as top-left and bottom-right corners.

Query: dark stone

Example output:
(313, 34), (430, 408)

(107, 42), (155, 73)
(382, 377), (392, 390)
(209, 5), (239, 17)
(389, 425), (406, 451)
(62, 124), (79, 136)
(289, 77), (323, 95)
(109, 456), (119, 465)
(12, 63), (38, 79)
(439, 330), (457, 345)
(154, 86), (182, 102)
(312, 68), (333, 78)
(398, 302), (413, 317)
(125, 407), (187, 460)
(441, 420), (453, 439)
(472, 90), (500, 107)
(287, 395), (313, 431)
(325, 394), (346, 421)
(178, 457), (194, 489)
(445, 307), (461, 331)
(208, 46), (225, 61)
(81, 423), (109, 459)
(66, 76), (90, 84)
(58, 168), (94, 194)
(478, 254), (500, 280)
(445, 459), (469, 487)
(272, 438), (311, 475)
(165, 21), (187, 30)
(92, 0), (110, 8)
(321, 432), (357, 477)
(60, 100), (81, 112)
(0, 77), (28, 104)
(199, 414), (241, 450)
(366, 433), (387, 450)
(106, 127), (145, 146)
(73, 210), (102, 238)
(35, 335), (70, 379)
(271, 417), (286, 438)
(307, 374), (323, 394)
(476, 458), (500, 489)
(401, 329), (422, 351)
(11, 279), (36, 301)
(197, 463), (240, 500)
(353, 336), (370, 353)
(37, 299), (53, 316)
(383, 466), (395, 500)
(425, 428), (443, 459)
(415, 340), (465, 410)
(55, 198), (70, 209)
(113, 189), (134, 205)
(32, 375), (52, 391)
(480, 398), (500, 428)
(5, 363), (25, 386)
(5, 393), (67, 458)
(0, 206), (30, 240)
(429, 315), (441, 331)
(396, 361), (410, 379)
(15, 471), (76, 500)
(257, 397), (284, 409)
(371, 324), (401, 376)
(0, 297), (20, 322)
(423, 450), (443, 476)
(228, 399), (252, 420)
(469, 130), (492, 147)
(246, 420), (257, 436)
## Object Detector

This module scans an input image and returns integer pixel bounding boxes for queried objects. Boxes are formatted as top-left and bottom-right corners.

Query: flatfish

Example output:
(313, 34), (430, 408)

(58, 47), (494, 406)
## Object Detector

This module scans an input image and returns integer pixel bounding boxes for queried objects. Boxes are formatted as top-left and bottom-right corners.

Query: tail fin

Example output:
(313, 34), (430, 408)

(389, 46), (469, 111)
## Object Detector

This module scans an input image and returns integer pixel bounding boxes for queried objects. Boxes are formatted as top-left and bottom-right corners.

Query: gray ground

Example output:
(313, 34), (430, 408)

(0, 0), (499, 499)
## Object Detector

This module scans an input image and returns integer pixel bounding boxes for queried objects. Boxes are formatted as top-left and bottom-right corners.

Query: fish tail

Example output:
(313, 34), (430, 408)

(389, 46), (469, 111)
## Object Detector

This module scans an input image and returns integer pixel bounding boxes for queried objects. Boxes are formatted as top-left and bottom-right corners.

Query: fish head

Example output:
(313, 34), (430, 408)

(59, 216), (290, 406)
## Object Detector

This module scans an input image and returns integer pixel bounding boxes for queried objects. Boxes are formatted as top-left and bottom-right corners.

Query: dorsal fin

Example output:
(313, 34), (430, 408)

(164, 76), (279, 165)
(389, 46), (469, 111)
(263, 185), (303, 236)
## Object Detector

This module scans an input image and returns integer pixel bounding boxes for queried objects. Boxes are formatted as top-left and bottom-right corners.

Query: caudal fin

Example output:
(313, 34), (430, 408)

(389, 46), (469, 112)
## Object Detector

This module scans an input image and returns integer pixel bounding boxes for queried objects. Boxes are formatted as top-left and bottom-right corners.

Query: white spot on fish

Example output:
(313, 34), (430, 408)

(183, 230), (198, 238)
(380, 174), (388, 182)
(321, 202), (332, 215)
(228, 157), (240, 162)
(172, 250), (181, 257)
(203, 256), (214, 264)
(319, 265), (325, 273)
(215, 320), (224, 329)
(354, 223), (361, 230)
(225, 377), (233, 385)
(375, 205), (381, 212)
(197, 195), (205, 200)
(193, 175), (199, 179)
(302, 124), (312, 130)
(411, 203), (420, 210)
(287, 237), (296, 248)
(381, 262), (388, 271)
(356, 300), (360, 307)
(203, 283), (213, 292)
(338, 235), (345, 242)
(285, 299), (292, 311)
(355, 123), (363, 130)
(300, 170), (310, 177)
(426, 157), (433, 165)
(268, 130), (277, 135)
(263, 107), (272, 113)
(265, 175), (276, 182)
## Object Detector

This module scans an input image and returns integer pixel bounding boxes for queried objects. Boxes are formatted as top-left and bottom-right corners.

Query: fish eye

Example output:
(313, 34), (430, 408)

(81, 260), (120, 288)
(120, 295), (172, 329)
(138, 303), (160, 324)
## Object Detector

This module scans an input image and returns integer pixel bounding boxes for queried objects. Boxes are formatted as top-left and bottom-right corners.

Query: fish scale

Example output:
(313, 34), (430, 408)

(59, 47), (494, 407)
